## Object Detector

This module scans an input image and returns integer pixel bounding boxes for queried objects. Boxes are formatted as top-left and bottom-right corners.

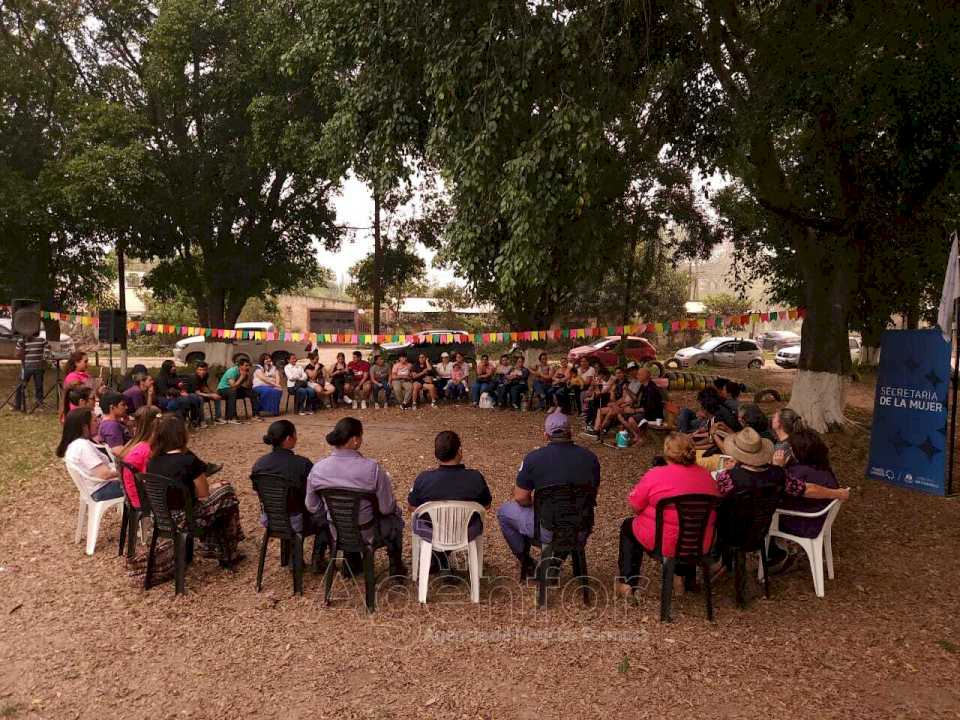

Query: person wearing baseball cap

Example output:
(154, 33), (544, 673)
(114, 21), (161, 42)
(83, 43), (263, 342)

(496, 408), (601, 574)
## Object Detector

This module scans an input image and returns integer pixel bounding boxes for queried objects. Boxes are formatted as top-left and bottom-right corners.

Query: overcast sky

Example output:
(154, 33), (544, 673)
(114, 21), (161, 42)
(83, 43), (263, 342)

(322, 168), (729, 290)
(322, 173), (458, 289)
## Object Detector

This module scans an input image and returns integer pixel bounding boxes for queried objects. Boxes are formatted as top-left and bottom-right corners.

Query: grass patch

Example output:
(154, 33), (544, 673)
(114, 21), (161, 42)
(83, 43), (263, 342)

(0, 366), (62, 499)
(937, 639), (958, 654)
(0, 703), (23, 718)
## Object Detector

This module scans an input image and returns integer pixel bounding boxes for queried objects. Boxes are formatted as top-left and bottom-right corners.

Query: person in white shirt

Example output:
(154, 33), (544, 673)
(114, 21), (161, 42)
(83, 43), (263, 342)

(284, 354), (317, 415)
(252, 354), (283, 417)
(434, 352), (454, 399)
(56, 407), (123, 501)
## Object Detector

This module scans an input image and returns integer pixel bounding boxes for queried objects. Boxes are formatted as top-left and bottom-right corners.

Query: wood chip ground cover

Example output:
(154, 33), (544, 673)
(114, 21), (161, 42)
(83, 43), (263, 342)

(0, 371), (958, 719)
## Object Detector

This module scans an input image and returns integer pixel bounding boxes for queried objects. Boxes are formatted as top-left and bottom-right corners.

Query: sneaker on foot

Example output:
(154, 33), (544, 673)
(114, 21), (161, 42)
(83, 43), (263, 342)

(227, 419), (241, 425)
(361, 400), (367, 409)
(215, 419), (227, 425)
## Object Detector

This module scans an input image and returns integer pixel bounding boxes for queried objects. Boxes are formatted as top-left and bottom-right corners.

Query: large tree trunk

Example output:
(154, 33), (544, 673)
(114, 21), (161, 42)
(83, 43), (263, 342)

(788, 235), (855, 432)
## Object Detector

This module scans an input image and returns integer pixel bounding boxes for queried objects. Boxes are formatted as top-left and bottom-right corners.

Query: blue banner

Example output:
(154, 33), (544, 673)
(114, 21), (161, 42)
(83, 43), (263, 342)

(867, 329), (951, 495)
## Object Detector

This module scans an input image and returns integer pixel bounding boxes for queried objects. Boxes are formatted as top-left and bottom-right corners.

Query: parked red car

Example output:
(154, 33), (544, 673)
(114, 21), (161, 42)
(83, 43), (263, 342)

(568, 336), (659, 369)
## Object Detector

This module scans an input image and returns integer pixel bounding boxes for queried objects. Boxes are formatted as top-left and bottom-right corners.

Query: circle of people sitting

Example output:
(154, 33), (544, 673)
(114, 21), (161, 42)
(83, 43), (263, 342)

(55, 348), (851, 595)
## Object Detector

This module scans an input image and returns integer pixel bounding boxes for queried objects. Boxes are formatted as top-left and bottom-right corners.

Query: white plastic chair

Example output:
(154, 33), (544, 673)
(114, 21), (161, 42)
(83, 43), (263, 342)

(410, 501), (486, 604)
(65, 462), (124, 556)
(759, 499), (843, 597)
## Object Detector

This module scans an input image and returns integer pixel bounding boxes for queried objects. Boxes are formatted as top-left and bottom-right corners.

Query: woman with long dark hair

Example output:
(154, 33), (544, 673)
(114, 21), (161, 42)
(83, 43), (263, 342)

(252, 353), (284, 417)
(61, 351), (100, 421)
(156, 360), (203, 427)
(305, 417), (406, 577)
(116, 405), (162, 509)
(146, 415), (245, 567)
(57, 407), (122, 501)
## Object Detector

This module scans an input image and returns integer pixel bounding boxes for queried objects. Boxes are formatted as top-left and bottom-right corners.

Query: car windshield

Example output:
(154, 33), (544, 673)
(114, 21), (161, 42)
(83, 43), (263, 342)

(590, 339), (613, 349)
(694, 337), (727, 351)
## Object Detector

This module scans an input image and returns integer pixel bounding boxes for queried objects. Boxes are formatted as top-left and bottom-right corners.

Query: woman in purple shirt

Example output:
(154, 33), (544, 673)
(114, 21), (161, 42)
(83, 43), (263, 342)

(306, 417), (406, 578)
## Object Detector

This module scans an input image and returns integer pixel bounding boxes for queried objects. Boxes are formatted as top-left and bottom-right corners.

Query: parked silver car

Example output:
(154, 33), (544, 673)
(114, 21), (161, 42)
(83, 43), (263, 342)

(673, 336), (764, 369)
(774, 336), (863, 368)
(756, 330), (801, 351)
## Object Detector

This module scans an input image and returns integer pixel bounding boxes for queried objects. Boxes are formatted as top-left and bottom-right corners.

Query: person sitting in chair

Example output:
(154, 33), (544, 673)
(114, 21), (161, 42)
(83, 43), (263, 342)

(56, 407), (122, 501)
(496, 410), (601, 575)
(305, 417), (406, 578)
(98, 392), (131, 454)
(498, 356), (531, 409)
(191, 362), (224, 424)
(615, 432), (719, 601)
(218, 357), (257, 423)
(146, 415), (245, 567)
(408, 431), (492, 574)
(471, 354), (495, 406)
(156, 360), (203, 427)
(619, 367), (665, 443)
(712, 427), (849, 563)
(123, 371), (156, 414)
(252, 419), (328, 564)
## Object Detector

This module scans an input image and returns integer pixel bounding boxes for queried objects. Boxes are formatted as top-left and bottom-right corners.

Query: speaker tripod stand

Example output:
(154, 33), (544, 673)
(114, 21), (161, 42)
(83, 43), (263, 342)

(0, 358), (63, 414)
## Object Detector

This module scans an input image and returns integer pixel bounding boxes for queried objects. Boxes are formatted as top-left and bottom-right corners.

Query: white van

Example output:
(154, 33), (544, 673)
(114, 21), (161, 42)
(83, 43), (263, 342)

(172, 322), (313, 367)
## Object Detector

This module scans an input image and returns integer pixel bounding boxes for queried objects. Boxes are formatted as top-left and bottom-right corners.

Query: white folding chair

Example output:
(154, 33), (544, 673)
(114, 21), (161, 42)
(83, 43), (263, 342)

(410, 501), (486, 604)
(759, 499), (843, 598)
(65, 462), (124, 556)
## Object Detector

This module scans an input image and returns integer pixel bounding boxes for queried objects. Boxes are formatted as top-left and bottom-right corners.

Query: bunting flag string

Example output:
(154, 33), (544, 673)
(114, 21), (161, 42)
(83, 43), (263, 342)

(0, 303), (804, 346)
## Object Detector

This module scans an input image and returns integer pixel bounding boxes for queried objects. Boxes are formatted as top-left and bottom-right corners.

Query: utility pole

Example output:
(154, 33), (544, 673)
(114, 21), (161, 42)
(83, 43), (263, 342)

(117, 240), (128, 374)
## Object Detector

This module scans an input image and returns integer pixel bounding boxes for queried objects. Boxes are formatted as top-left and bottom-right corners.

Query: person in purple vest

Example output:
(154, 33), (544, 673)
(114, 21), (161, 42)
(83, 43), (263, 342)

(305, 417), (406, 578)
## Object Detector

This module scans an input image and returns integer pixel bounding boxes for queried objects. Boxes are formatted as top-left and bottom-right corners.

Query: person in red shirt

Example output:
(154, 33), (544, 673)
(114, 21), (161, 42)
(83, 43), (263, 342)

(346, 351), (372, 409)
(615, 432), (719, 601)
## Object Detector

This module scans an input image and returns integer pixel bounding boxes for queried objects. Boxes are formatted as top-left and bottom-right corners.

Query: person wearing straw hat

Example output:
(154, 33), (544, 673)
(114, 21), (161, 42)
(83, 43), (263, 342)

(713, 427), (849, 554)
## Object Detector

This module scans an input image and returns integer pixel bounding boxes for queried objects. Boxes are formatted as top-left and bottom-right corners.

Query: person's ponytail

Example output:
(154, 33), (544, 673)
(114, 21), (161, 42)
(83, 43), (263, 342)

(263, 419), (296, 447)
(326, 417), (362, 447)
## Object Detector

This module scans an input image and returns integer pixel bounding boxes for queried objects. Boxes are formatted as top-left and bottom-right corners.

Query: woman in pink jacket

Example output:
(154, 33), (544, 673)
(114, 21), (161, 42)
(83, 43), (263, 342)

(615, 432), (719, 600)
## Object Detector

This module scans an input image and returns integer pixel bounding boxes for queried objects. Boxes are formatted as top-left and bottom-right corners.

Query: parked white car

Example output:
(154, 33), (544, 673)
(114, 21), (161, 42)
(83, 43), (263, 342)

(172, 321), (313, 367)
(0, 318), (76, 360)
(673, 336), (764, 369)
(774, 336), (863, 368)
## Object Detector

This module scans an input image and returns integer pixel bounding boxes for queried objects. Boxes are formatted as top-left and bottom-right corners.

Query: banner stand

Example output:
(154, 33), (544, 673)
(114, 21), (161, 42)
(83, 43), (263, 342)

(948, 297), (959, 496)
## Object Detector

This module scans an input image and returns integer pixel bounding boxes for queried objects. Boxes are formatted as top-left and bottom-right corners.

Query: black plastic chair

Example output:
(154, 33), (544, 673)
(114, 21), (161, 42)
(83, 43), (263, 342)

(718, 484), (783, 607)
(318, 489), (385, 613)
(137, 472), (205, 595)
(116, 459), (149, 559)
(251, 471), (327, 595)
(647, 493), (719, 622)
(523, 483), (597, 609)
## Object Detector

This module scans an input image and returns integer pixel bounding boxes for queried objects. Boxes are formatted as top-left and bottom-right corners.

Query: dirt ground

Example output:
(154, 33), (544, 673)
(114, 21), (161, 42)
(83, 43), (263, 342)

(1, 374), (959, 720)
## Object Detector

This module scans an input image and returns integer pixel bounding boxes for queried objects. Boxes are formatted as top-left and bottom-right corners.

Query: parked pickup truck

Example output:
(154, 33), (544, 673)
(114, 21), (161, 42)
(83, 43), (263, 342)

(172, 322), (313, 367)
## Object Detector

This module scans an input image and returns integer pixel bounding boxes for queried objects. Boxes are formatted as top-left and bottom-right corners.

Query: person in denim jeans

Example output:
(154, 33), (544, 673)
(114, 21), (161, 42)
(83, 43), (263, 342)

(15, 333), (49, 411)
(498, 356), (530, 409)
(471, 354), (495, 405)
(531, 353), (553, 410)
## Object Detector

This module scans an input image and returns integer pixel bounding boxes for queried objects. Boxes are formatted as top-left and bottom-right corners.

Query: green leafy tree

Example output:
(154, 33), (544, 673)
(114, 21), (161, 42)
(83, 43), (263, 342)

(292, 0), (432, 334)
(346, 244), (427, 329)
(0, 0), (113, 337)
(654, 1), (960, 429)
(702, 293), (752, 318)
(74, 0), (344, 328)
